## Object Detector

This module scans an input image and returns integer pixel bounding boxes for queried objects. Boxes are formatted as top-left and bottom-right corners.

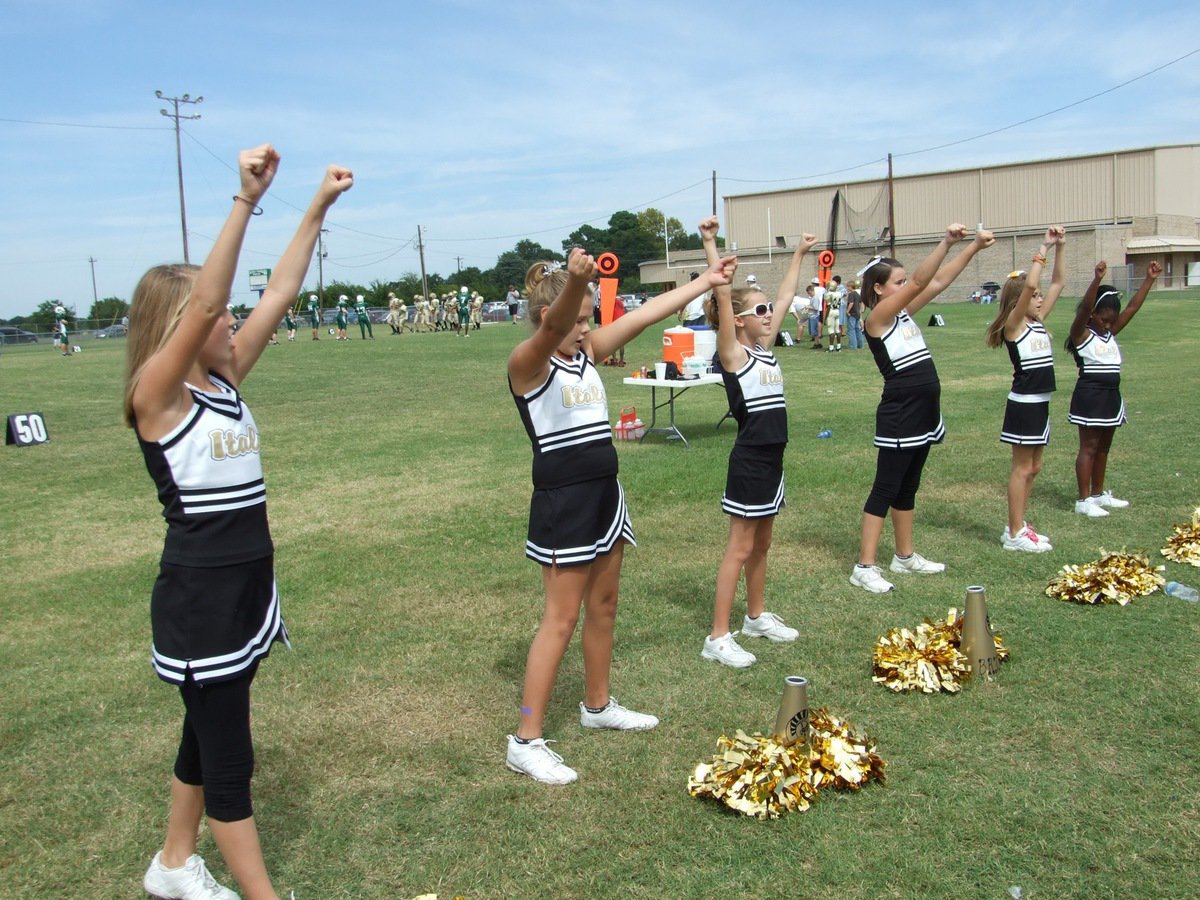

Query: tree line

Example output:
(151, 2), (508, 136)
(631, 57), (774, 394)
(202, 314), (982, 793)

(2, 208), (719, 327)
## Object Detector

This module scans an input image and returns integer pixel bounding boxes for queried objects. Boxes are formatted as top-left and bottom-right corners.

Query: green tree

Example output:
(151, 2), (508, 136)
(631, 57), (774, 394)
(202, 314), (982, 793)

(88, 296), (129, 326)
(28, 300), (71, 331)
(494, 240), (563, 292)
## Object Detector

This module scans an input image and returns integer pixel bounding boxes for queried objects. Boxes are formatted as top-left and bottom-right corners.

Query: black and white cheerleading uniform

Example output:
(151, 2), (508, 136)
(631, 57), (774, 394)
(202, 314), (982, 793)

(1067, 328), (1126, 428)
(717, 344), (787, 518)
(510, 352), (634, 566)
(866, 310), (944, 449)
(137, 372), (287, 685)
(1001, 320), (1056, 445)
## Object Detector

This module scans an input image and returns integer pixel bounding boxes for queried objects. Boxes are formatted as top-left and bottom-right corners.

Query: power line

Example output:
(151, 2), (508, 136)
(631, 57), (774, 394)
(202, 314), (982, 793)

(723, 45), (1200, 186)
(0, 115), (168, 131)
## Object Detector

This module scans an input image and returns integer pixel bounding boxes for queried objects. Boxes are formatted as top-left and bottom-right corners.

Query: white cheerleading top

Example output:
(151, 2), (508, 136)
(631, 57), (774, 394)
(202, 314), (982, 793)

(1005, 320), (1056, 400)
(718, 344), (788, 446)
(138, 372), (273, 566)
(511, 352), (618, 489)
(867, 310), (939, 387)
(1070, 328), (1122, 386)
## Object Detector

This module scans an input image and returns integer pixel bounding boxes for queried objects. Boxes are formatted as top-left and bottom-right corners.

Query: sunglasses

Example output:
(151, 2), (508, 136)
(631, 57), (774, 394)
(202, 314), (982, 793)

(737, 302), (774, 318)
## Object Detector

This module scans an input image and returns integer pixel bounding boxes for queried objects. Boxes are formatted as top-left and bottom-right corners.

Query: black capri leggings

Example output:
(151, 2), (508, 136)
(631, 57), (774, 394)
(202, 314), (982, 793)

(863, 445), (931, 518)
(174, 663), (258, 822)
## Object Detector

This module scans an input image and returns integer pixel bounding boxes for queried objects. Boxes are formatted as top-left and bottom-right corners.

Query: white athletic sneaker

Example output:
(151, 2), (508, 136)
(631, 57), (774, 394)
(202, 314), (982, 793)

(889, 552), (946, 574)
(850, 564), (894, 593)
(143, 851), (239, 900)
(701, 632), (757, 668)
(1001, 522), (1050, 543)
(1002, 525), (1052, 553)
(579, 697), (659, 731)
(1092, 490), (1129, 509)
(505, 735), (578, 785)
(1075, 498), (1109, 518)
(741, 611), (799, 642)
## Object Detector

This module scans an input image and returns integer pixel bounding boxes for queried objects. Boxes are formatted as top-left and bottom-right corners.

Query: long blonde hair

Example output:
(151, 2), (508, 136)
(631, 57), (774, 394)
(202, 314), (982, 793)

(984, 272), (1028, 348)
(122, 264), (199, 427)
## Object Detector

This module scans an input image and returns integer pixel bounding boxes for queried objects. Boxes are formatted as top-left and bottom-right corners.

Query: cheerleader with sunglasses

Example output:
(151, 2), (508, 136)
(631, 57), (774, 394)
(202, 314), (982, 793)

(698, 217), (817, 667)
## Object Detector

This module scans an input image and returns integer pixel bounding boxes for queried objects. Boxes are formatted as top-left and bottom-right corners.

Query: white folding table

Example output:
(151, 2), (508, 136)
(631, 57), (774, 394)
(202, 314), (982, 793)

(621, 373), (725, 447)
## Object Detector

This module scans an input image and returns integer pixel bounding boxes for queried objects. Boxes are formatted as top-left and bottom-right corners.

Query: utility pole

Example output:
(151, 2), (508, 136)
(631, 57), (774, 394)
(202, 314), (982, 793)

(88, 256), (99, 313)
(156, 90), (203, 263)
(317, 228), (329, 306)
(417, 226), (430, 302)
(711, 170), (717, 217)
(455, 256), (464, 276)
(887, 153), (896, 258)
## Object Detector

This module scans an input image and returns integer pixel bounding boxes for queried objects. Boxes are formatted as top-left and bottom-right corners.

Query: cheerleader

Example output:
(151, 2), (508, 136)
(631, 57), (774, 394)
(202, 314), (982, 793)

(126, 145), (352, 900)
(984, 227), (1065, 551)
(850, 224), (995, 594)
(505, 246), (736, 784)
(699, 217), (815, 668)
(1066, 259), (1162, 516)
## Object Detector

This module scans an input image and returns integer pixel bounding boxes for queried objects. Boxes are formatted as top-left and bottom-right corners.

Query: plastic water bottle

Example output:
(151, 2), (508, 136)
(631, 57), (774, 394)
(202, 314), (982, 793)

(1164, 581), (1200, 602)
(817, 429), (832, 439)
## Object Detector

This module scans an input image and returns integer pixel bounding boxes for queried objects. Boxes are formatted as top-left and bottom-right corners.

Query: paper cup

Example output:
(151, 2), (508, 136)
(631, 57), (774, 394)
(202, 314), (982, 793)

(654, 362), (667, 380)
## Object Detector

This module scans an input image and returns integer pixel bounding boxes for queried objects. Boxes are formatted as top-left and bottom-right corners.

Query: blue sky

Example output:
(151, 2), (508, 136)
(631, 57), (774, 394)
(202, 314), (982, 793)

(2, 0), (1198, 320)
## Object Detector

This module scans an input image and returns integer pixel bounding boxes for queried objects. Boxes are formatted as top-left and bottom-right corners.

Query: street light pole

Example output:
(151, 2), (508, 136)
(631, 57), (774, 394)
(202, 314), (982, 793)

(156, 90), (203, 263)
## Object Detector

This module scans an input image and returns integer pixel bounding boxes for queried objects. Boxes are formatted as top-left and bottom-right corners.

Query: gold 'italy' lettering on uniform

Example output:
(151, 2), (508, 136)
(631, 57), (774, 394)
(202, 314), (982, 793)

(560, 384), (607, 408)
(758, 368), (783, 386)
(208, 426), (261, 461)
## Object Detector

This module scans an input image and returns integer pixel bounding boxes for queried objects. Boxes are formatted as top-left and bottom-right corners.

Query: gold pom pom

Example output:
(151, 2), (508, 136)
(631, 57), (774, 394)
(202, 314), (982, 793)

(1045, 549), (1165, 605)
(871, 609), (1008, 693)
(1162, 507), (1200, 567)
(687, 709), (885, 819)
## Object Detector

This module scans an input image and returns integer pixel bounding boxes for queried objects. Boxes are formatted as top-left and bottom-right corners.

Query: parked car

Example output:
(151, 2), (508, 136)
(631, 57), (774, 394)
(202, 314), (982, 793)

(94, 323), (128, 338)
(0, 326), (38, 344)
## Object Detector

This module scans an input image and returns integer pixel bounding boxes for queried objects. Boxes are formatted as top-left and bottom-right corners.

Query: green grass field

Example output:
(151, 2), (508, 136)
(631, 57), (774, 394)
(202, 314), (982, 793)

(2, 298), (1198, 899)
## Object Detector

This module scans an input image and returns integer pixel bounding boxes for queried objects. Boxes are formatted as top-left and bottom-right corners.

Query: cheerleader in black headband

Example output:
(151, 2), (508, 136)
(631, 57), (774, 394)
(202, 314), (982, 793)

(850, 225), (995, 594)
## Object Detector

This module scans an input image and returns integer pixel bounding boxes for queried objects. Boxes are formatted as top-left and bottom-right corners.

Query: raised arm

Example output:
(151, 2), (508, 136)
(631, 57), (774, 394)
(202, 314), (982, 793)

(763, 233), (817, 346)
(908, 226), (996, 314)
(588, 253), (736, 362)
(507, 249), (597, 394)
(1006, 226), (1063, 338)
(1041, 227), (1067, 317)
(232, 165), (354, 380)
(696, 217), (745, 371)
(1067, 260), (1107, 346)
(1113, 260), (1162, 335)
(133, 145), (279, 431)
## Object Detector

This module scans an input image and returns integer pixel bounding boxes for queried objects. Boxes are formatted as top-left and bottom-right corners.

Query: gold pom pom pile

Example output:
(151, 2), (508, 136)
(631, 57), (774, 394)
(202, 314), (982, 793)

(687, 708), (885, 819)
(871, 609), (1009, 693)
(1045, 550), (1165, 605)
(1162, 507), (1200, 567)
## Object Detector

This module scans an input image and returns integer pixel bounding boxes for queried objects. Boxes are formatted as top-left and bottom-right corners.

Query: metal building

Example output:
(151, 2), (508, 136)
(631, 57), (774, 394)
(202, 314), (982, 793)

(640, 143), (1200, 299)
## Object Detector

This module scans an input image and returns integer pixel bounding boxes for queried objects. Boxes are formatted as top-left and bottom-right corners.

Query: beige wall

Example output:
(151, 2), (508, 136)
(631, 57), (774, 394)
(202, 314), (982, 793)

(643, 144), (1200, 294)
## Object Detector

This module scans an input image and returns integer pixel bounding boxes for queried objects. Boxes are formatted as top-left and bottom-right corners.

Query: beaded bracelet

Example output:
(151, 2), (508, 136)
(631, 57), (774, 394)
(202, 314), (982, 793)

(233, 195), (264, 216)
(1031, 253), (1047, 265)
